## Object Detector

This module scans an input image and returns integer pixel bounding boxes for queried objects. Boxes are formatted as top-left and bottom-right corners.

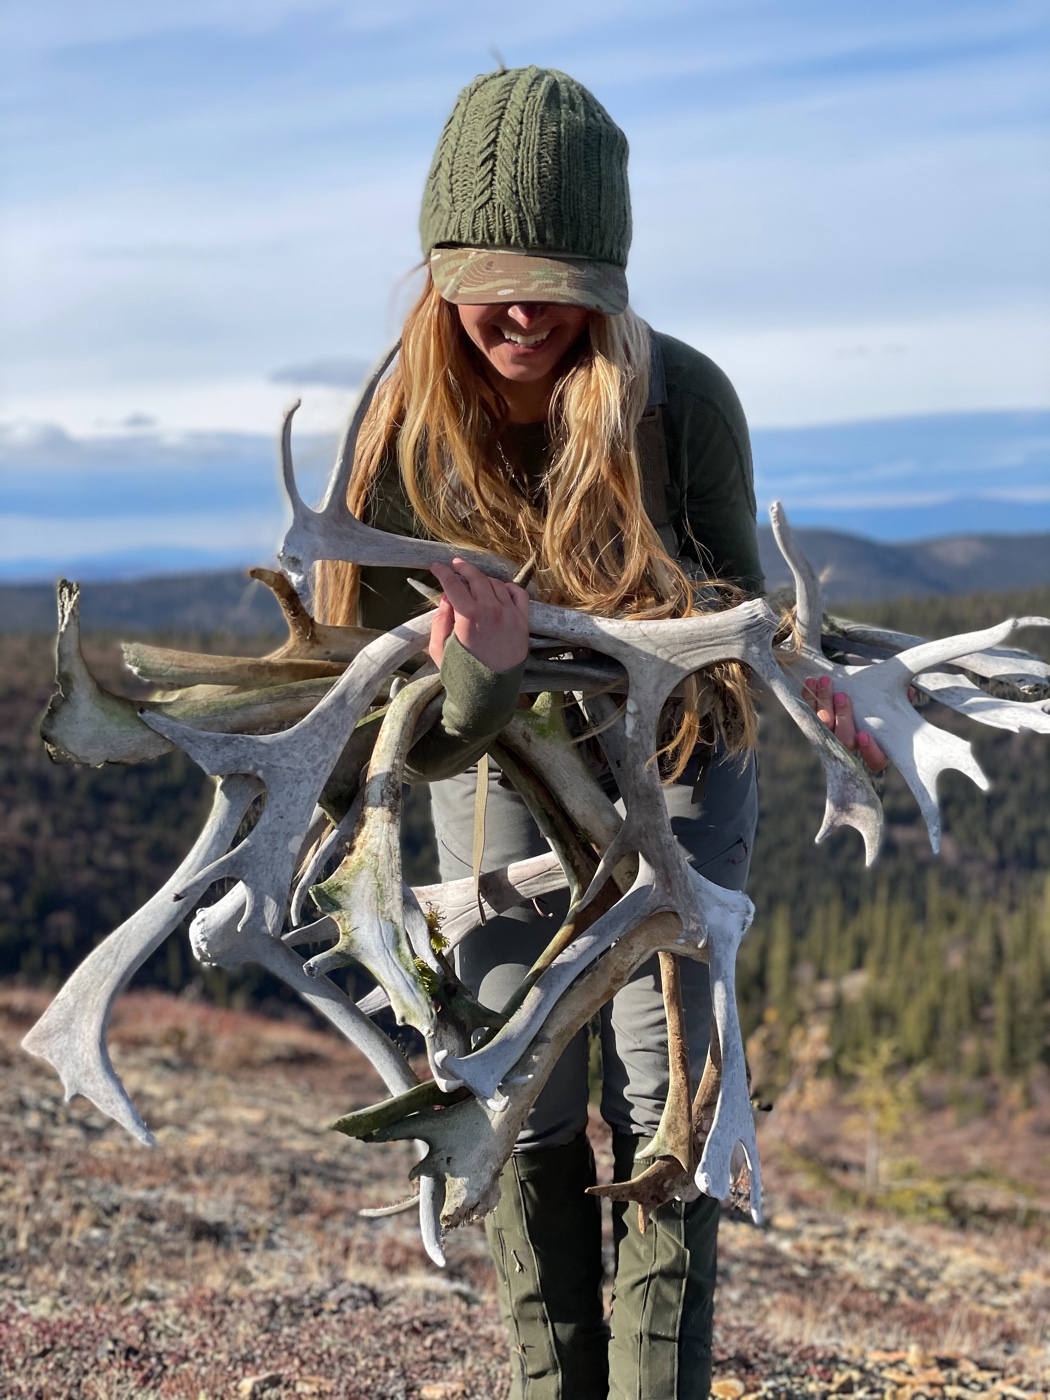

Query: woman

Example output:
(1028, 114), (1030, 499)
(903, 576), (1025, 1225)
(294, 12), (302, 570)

(320, 65), (886, 1400)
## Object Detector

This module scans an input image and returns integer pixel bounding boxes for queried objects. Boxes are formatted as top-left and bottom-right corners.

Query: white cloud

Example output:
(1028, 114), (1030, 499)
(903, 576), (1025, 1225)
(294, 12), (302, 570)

(690, 308), (1050, 428)
(3, 379), (360, 440)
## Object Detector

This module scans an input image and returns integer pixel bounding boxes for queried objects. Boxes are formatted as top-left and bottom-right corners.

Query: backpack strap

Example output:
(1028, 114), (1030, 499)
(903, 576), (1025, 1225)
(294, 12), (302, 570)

(636, 328), (676, 552)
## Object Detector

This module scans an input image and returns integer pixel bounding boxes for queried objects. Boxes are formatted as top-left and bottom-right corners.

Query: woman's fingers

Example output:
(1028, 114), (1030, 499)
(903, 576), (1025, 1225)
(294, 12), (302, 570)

(430, 560), (486, 615)
(831, 690), (857, 749)
(429, 559), (530, 672)
(431, 559), (510, 617)
(803, 675), (834, 728)
(857, 729), (890, 773)
(428, 595), (455, 668)
(803, 675), (890, 774)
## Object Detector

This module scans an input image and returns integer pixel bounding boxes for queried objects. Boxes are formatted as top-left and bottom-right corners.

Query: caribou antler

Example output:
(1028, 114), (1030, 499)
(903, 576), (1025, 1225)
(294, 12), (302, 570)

(139, 615), (434, 942)
(769, 505), (1050, 854)
(43, 580), (343, 766)
(22, 773), (262, 1142)
(24, 494), (1049, 1266)
(276, 360), (517, 600)
(188, 881), (447, 1267)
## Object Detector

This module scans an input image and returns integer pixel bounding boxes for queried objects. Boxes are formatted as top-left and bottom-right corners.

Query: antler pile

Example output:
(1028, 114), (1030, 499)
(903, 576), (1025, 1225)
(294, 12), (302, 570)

(23, 378), (1050, 1267)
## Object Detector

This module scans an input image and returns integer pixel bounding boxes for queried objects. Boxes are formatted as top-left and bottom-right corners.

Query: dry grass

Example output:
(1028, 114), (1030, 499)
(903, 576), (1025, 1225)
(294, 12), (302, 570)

(3, 986), (1047, 1398)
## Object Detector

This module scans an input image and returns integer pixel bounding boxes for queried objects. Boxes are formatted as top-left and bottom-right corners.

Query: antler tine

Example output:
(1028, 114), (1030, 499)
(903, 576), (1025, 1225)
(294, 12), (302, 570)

(303, 675), (456, 1034)
(140, 615), (434, 946)
(22, 773), (262, 1144)
(370, 870), (755, 1229)
(320, 340), (402, 515)
(250, 566), (317, 646)
(276, 350), (519, 595)
(43, 580), (173, 766)
(189, 884), (446, 1266)
(279, 399), (306, 510)
(410, 852), (569, 950)
(692, 866), (762, 1219)
(914, 672), (1050, 733)
(825, 614), (1050, 689)
(770, 499), (823, 654)
(894, 616), (1050, 681)
(434, 866), (666, 1108)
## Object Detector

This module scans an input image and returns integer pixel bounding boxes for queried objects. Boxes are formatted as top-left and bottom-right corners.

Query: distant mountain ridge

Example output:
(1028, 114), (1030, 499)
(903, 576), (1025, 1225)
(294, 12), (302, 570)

(757, 527), (1050, 602)
(1, 527), (1048, 635)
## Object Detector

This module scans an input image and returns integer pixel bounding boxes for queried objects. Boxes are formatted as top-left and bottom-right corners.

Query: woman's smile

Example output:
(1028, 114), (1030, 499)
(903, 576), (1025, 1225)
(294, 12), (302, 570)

(500, 327), (550, 347)
(457, 301), (590, 404)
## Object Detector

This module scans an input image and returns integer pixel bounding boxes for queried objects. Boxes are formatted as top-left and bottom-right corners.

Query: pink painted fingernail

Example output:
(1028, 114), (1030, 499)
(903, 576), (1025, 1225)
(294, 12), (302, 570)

(858, 732), (869, 744)
(834, 692), (848, 707)
(818, 675), (830, 689)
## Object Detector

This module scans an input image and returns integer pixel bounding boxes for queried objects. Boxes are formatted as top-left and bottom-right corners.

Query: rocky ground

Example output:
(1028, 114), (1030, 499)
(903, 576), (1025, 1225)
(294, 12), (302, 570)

(2, 986), (1047, 1399)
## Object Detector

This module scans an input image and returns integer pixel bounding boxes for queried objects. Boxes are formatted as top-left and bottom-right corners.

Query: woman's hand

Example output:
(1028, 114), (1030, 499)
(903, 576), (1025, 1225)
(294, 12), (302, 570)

(428, 558), (531, 672)
(802, 675), (890, 774)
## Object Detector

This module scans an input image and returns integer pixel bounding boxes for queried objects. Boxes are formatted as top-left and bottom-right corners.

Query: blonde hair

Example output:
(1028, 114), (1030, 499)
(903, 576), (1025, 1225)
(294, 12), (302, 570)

(317, 276), (755, 771)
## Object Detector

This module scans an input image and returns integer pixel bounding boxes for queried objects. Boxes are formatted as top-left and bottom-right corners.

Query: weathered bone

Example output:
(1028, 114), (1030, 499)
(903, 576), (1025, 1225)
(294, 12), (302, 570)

(43, 581), (174, 765)
(42, 581), (343, 766)
(188, 882), (446, 1266)
(189, 887), (414, 1095)
(353, 686), (622, 1027)
(289, 695), (440, 930)
(139, 615), (434, 943)
(829, 618), (1050, 852)
(122, 571), (382, 686)
(367, 868), (759, 1226)
(912, 671), (1050, 733)
(824, 614), (1050, 690)
(411, 852), (569, 949)
(26, 492), (1049, 1266)
(289, 790), (366, 930)
(353, 849), (573, 1018)
(305, 675), (453, 1023)
(589, 1026), (730, 1230)
(523, 593), (886, 871)
(435, 863), (669, 1108)
(770, 499), (824, 653)
(277, 393), (516, 601)
(249, 565), (384, 662)
(21, 774), (261, 1143)
(123, 646), (348, 689)
(301, 668), (505, 1089)
(769, 505), (1050, 854)
(637, 953), (697, 1176)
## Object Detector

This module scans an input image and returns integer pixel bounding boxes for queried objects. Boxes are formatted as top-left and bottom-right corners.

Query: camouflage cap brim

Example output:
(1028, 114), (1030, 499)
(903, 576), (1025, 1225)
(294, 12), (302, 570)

(430, 247), (628, 315)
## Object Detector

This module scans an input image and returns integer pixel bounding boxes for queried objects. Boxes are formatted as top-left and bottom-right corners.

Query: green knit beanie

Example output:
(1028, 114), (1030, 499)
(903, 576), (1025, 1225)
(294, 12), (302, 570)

(421, 66), (631, 314)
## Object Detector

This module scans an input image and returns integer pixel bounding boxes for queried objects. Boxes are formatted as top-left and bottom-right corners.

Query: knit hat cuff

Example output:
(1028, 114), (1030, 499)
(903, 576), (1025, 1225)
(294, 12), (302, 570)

(430, 246), (628, 315)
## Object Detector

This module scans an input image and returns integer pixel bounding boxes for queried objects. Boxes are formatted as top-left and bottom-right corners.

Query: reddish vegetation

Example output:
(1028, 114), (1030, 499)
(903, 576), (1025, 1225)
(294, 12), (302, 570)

(2, 987), (1047, 1398)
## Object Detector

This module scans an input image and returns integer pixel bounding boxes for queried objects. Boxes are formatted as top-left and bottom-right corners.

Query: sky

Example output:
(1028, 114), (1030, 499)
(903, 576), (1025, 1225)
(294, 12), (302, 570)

(1, 0), (1048, 578)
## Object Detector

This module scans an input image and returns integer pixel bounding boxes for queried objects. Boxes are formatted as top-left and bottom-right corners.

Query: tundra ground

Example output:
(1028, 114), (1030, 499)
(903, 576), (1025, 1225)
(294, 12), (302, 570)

(2, 988), (1047, 1399)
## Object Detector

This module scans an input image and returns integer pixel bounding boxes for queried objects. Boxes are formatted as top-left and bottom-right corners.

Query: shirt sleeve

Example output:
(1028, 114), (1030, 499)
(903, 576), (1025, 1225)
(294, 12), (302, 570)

(404, 636), (526, 783)
(656, 333), (765, 597)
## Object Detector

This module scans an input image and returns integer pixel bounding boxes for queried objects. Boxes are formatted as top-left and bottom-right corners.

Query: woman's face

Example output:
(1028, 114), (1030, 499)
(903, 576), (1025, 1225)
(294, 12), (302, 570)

(456, 301), (590, 392)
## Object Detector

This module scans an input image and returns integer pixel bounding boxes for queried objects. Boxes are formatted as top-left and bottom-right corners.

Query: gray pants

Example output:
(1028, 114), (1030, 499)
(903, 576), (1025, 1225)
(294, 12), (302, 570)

(429, 748), (758, 1151)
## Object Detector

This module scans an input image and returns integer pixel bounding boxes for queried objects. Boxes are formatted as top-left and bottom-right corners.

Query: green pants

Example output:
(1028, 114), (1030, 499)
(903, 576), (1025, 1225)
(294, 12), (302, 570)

(430, 748), (757, 1398)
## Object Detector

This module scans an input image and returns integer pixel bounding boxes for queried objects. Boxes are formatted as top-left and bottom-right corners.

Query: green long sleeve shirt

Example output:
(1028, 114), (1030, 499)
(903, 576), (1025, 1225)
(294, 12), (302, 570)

(355, 330), (762, 781)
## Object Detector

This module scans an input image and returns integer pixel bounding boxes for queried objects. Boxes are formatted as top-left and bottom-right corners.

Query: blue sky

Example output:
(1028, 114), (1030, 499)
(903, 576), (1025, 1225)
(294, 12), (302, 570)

(2, 1), (1048, 577)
